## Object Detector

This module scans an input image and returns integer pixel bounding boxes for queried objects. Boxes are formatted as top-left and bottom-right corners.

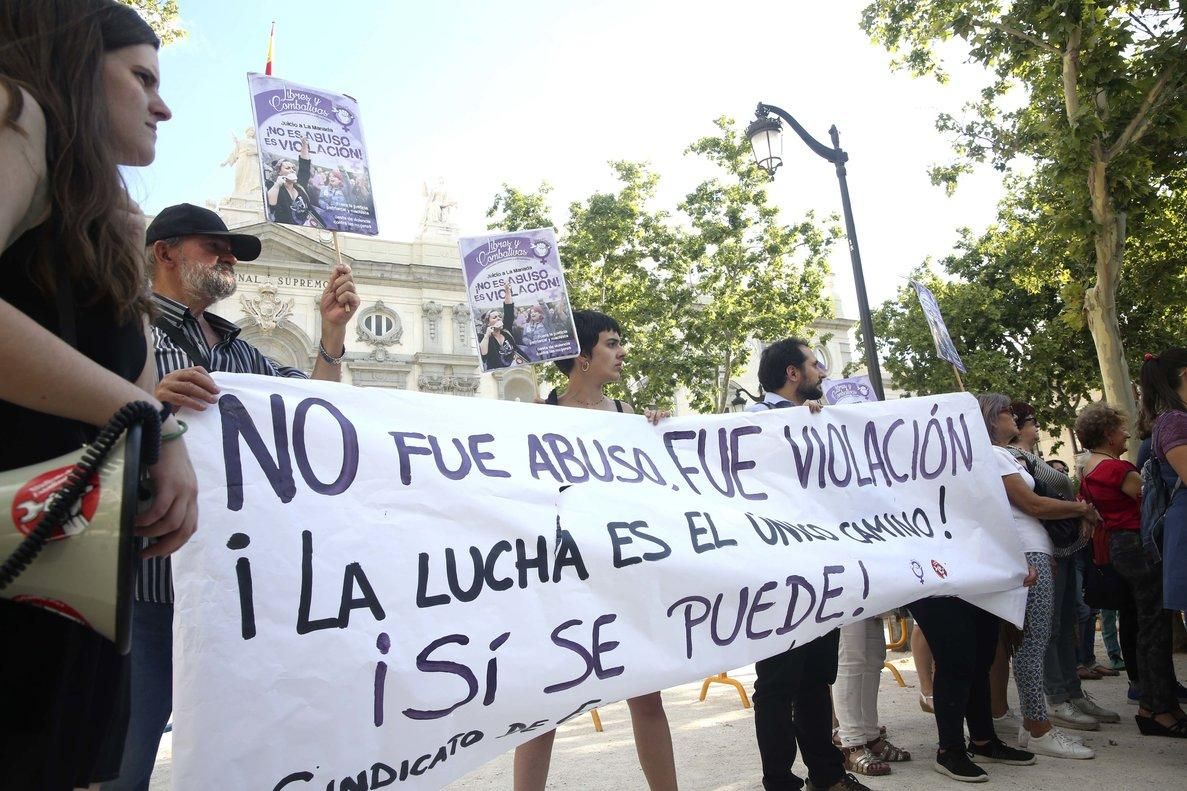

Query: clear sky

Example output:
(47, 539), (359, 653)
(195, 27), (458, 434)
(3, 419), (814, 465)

(135, 0), (1006, 317)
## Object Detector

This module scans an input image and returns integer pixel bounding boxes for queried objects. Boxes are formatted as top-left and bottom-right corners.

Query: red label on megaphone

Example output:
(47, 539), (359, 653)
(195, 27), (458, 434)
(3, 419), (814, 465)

(10, 467), (101, 540)
(11, 595), (91, 627)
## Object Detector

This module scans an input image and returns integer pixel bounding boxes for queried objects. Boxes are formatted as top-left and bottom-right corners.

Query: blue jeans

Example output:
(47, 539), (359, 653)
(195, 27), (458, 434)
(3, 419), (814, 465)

(103, 601), (173, 791)
(1074, 550), (1098, 666)
(1100, 609), (1123, 664)
(1044, 554), (1085, 703)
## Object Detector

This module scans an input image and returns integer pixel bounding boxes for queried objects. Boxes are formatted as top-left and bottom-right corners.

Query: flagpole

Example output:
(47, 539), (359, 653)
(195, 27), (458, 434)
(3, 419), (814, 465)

(332, 231), (351, 314)
(264, 21), (351, 316)
(265, 21), (275, 75)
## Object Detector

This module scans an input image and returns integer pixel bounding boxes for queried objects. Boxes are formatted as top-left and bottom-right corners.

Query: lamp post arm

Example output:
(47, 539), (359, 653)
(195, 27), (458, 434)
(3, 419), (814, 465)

(756, 102), (844, 164)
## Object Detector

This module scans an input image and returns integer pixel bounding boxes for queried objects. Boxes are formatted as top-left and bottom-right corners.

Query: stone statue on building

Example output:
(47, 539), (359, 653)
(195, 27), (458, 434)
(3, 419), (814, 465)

(222, 127), (262, 198)
(419, 178), (458, 238)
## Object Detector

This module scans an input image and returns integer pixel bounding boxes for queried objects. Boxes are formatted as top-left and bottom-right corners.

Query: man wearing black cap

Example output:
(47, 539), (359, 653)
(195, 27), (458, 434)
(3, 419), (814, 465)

(104, 203), (359, 791)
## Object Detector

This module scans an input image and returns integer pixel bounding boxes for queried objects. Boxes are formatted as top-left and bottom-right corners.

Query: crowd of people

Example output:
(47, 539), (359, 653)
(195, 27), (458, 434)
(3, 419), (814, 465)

(1, 2), (1184, 790)
(264, 139), (374, 228)
(476, 284), (574, 369)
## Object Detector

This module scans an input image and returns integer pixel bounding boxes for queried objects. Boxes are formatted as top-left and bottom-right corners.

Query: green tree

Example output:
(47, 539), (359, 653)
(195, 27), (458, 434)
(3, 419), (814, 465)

(862, 1), (1187, 449)
(487, 164), (691, 411)
(874, 167), (1187, 443)
(487, 119), (838, 413)
(120, 0), (185, 44)
(681, 117), (837, 413)
(486, 182), (555, 233)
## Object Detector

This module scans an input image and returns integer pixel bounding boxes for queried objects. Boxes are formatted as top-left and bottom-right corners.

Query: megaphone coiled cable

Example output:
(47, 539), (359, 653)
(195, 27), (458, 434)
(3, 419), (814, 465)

(0, 400), (161, 590)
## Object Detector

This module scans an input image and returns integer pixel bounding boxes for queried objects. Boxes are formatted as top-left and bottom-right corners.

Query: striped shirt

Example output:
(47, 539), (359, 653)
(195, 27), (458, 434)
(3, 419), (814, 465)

(137, 293), (309, 604)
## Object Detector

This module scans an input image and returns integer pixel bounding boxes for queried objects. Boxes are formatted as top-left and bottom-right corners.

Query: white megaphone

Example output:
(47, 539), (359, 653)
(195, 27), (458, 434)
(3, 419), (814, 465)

(0, 424), (143, 654)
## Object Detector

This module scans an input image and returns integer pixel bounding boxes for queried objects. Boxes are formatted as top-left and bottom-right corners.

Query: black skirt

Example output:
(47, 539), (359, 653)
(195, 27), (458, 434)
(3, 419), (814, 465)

(0, 600), (131, 787)
(0, 233), (145, 789)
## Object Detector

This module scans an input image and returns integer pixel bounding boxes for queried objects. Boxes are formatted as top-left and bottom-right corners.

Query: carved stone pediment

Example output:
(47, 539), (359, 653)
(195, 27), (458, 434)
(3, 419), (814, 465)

(240, 283), (294, 333)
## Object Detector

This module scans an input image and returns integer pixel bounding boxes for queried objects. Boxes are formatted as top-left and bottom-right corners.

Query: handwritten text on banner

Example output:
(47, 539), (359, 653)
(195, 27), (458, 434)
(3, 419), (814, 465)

(172, 375), (1026, 789)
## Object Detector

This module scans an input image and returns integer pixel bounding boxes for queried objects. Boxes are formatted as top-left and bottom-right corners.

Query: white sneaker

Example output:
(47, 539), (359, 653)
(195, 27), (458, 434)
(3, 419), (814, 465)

(1049, 701), (1101, 731)
(1071, 692), (1121, 723)
(1019, 726), (1095, 759)
(993, 709), (1022, 744)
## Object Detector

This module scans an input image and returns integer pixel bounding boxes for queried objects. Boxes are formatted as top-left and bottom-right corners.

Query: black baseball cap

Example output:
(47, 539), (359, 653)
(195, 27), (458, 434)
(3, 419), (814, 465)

(145, 203), (262, 261)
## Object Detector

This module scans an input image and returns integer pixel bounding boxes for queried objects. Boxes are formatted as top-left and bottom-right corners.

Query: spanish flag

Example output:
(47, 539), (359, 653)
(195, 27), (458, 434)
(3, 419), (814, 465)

(264, 21), (275, 75)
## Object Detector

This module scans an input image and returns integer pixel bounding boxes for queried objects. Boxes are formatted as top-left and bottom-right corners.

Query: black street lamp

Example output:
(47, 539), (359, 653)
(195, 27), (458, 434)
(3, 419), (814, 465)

(745, 102), (885, 401)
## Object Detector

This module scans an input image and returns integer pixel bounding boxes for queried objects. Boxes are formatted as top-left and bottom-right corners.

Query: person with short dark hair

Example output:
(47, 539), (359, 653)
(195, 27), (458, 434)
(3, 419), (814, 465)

(1048, 459), (1070, 476)
(516, 309), (676, 790)
(745, 339), (871, 791)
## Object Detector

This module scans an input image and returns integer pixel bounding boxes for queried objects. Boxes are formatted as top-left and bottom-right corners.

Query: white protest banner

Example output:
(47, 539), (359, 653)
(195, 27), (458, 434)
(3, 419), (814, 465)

(911, 280), (966, 373)
(249, 73), (378, 235)
(172, 375), (1026, 789)
(457, 228), (580, 372)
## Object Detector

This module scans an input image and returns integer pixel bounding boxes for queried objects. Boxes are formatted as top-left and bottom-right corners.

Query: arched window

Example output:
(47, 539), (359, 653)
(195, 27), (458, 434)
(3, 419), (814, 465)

(364, 312), (397, 339)
(356, 301), (403, 347)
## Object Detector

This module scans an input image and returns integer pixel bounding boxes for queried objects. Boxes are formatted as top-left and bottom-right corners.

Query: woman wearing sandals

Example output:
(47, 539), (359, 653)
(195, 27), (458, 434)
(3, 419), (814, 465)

(1078, 393), (1186, 738)
(834, 618), (912, 777)
(513, 309), (678, 790)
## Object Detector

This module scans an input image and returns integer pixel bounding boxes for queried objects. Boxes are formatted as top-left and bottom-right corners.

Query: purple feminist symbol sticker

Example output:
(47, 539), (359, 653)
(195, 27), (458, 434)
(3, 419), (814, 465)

(332, 105), (356, 129)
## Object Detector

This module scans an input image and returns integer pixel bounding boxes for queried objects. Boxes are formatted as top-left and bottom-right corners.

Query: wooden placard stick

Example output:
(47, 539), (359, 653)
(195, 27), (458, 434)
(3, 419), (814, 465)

(331, 230), (350, 314)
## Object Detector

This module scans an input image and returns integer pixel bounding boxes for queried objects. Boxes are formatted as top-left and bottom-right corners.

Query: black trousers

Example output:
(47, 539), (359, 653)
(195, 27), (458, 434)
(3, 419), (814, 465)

(1115, 577), (1139, 685)
(908, 597), (999, 751)
(752, 629), (843, 791)
(1111, 531), (1178, 713)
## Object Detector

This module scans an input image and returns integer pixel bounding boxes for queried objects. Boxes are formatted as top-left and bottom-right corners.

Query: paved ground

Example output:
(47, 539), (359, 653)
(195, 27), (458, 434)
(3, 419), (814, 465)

(150, 636), (1187, 789)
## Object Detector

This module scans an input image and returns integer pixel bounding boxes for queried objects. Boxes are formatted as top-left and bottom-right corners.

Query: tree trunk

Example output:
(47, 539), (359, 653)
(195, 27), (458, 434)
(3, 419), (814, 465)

(716, 347), (733, 414)
(1083, 154), (1140, 457)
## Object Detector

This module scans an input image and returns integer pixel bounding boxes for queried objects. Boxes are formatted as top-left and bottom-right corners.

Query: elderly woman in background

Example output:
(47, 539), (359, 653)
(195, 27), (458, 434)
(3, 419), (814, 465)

(989, 403), (1119, 742)
(983, 395), (1099, 759)
(1077, 401), (1187, 737)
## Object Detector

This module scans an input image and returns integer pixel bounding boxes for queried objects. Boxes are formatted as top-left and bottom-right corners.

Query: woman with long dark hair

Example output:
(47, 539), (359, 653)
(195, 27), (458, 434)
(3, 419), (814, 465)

(514, 309), (677, 790)
(0, 1), (197, 786)
(477, 282), (529, 370)
(1076, 402), (1185, 737)
(1140, 348), (1187, 614)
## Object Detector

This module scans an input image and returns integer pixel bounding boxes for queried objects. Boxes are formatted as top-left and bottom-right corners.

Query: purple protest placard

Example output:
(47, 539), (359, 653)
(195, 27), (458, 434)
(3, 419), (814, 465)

(457, 228), (580, 373)
(247, 73), (378, 235)
(822, 375), (878, 405)
(911, 280), (966, 373)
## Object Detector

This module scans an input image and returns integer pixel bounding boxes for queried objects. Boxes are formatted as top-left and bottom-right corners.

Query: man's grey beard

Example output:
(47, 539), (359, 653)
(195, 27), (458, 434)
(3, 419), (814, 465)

(180, 259), (236, 303)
